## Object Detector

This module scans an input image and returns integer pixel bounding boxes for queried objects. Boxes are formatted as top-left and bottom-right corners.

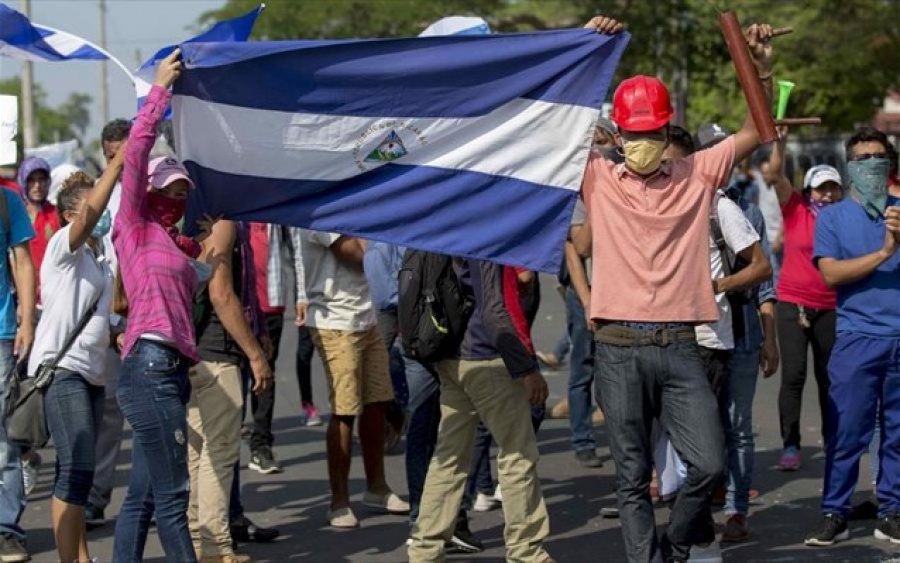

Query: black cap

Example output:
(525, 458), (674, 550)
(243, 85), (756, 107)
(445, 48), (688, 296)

(694, 123), (730, 150)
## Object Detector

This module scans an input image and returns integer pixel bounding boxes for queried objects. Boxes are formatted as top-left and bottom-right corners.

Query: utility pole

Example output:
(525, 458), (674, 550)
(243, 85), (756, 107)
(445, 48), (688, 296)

(99, 0), (109, 125)
(20, 0), (36, 149)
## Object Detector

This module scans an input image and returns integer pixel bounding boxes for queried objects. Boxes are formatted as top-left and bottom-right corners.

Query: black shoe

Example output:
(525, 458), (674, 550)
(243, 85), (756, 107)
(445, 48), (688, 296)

(804, 514), (849, 546)
(875, 513), (900, 544)
(231, 516), (280, 543)
(446, 515), (484, 554)
(849, 496), (879, 520)
(249, 446), (284, 475)
(575, 449), (603, 468)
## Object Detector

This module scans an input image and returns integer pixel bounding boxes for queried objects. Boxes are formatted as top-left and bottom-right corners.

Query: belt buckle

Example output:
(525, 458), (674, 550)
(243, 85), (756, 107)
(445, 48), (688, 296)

(651, 328), (670, 347)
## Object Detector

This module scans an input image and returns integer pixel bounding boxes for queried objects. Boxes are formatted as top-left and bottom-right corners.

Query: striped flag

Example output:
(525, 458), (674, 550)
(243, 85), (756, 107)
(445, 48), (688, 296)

(0, 2), (109, 62)
(134, 5), (263, 111)
(174, 29), (629, 272)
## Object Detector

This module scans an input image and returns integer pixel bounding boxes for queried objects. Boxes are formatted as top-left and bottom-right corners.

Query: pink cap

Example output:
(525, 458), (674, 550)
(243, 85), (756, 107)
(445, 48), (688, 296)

(148, 156), (195, 190)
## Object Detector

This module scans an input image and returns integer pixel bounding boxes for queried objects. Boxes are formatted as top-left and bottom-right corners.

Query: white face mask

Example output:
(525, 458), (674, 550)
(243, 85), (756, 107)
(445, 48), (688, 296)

(623, 138), (666, 175)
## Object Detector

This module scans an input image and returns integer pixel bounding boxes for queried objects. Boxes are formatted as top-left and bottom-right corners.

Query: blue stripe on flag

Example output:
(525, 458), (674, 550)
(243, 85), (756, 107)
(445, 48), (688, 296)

(176, 30), (629, 117)
(0, 2), (106, 61)
(182, 162), (577, 273)
(134, 5), (262, 113)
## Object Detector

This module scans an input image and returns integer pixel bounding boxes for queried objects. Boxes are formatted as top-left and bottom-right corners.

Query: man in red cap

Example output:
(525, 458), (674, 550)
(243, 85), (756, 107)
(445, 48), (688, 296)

(577, 16), (775, 563)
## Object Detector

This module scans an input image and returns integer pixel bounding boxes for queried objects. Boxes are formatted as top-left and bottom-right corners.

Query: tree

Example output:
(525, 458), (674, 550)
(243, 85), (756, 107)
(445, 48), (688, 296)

(0, 77), (93, 147)
(202, 0), (900, 134)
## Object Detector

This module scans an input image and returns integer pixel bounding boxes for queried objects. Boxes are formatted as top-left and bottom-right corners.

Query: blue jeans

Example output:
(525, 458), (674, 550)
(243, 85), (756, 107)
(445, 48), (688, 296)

(43, 369), (104, 505)
(403, 355), (440, 524)
(822, 333), (900, 518)
(0, 340), (25, 541)
(113, 339), (196, 563)
(596, 339), (724, 562)
(552, 332), (570, 361)
(724, 348), (760, 516)
(567, 287), (596, 452)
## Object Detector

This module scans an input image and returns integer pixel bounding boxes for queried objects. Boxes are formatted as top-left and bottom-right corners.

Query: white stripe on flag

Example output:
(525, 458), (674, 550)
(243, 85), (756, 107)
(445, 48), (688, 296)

(172, 95), (596, 192)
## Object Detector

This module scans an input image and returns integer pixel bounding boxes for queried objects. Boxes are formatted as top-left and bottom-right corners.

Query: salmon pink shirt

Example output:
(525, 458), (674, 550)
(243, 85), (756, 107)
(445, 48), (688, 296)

(581, 137), (736, 324)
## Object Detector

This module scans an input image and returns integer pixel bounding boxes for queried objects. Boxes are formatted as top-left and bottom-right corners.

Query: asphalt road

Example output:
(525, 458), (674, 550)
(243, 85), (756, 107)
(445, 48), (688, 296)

(19, 276), (900, 562)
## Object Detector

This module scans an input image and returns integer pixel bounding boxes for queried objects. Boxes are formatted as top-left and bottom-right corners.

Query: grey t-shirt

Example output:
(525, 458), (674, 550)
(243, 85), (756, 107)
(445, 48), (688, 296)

(300, 229), (376, 332)
(569, 199), (592, 285)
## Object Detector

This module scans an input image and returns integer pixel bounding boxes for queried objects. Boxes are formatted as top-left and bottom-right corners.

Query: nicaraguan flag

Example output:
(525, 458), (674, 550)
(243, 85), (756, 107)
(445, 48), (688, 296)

(0, 2), (108, 62)
(174, 29), (629, 272)
(134, 4), (263, 110)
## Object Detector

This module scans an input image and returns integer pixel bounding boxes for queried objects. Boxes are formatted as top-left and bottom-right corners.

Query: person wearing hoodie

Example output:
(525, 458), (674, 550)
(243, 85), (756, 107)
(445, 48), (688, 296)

(17, 156), (60, 303)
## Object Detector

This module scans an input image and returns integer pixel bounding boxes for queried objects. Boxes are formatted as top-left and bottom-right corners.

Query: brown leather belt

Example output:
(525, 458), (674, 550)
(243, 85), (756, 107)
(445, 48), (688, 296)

(593, 324), (696, 347)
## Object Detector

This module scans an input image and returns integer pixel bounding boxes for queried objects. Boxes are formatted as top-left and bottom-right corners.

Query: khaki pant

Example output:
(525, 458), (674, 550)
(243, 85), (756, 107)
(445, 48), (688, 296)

(409, 359), (550, 563)
(310, 326), (394, 416)
(187, 360), (243, 556)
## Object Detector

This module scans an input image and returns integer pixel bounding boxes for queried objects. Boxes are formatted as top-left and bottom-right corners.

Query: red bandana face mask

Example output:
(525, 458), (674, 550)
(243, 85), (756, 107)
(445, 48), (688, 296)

(147, 191), (187, 228)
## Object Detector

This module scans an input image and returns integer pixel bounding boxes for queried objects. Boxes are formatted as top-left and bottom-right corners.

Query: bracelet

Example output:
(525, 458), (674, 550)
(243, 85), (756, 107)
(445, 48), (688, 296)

(758, 71), (773, 81)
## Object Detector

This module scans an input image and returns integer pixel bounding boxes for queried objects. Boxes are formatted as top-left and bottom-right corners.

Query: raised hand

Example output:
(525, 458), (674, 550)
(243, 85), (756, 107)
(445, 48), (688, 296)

(583, 16), (625, 35)
(154, 48), (183, 89)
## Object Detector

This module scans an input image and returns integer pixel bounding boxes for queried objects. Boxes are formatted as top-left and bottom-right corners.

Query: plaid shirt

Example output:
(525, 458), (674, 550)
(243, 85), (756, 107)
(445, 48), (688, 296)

(266, 224), (286, 307)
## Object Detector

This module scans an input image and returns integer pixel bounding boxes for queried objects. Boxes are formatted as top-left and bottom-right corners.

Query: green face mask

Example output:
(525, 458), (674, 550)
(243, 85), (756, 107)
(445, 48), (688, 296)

(848, 158), (890, 219)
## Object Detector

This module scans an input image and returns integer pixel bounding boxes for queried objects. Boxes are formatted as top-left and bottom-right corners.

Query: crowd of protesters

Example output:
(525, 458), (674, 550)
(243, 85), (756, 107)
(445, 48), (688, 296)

(0, 11), (897, 563)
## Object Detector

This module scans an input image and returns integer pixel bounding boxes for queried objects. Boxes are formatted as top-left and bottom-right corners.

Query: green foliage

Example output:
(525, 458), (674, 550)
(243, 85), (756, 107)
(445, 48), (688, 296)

(203, 0), (900, 134)
(0, 77), (93, 151)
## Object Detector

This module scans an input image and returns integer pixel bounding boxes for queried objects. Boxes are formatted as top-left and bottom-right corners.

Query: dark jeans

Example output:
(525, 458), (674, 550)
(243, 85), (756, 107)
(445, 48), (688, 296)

(403, 354), (440, 524)
(249, 313), (285, 451)
(113, 339), (196, 563)
(596, 340), (724, 563)
(296, 325), (314, 405)
(43, 369), (104, 505)
(230, 364), (254, 524)
(776, 302), (835, 449)
(567, 287), (597, 452)
(378, 311), (409, 428)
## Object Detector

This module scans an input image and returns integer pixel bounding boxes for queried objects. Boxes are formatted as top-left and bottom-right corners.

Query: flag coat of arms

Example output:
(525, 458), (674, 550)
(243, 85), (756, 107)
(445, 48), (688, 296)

(173, 29), (629, 272)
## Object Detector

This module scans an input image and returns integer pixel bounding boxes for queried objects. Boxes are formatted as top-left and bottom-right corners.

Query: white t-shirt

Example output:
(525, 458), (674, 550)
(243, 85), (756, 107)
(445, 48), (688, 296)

(300, 230), (376, 332)
(29, 225), (114, 386)
(695, 196), (759, 350)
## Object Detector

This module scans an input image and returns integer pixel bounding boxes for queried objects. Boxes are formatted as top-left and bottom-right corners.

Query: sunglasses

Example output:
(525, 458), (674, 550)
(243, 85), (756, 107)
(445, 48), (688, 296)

(849, 152), (888, 162)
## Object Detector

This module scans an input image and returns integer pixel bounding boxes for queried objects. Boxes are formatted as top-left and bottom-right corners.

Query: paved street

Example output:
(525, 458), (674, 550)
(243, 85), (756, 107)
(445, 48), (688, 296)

(19, 277), (900, 562)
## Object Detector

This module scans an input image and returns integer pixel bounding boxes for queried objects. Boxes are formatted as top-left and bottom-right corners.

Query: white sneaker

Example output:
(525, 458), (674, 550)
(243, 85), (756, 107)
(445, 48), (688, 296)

(688, 541), (723, 563)
(473, 493), (499, 512)
(493, 484), (503, 503)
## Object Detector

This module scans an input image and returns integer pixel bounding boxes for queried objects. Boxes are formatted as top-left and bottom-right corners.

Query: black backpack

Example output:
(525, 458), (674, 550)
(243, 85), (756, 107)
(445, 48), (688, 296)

(709, 190), (753, 304)
(397, 250), (473, 362)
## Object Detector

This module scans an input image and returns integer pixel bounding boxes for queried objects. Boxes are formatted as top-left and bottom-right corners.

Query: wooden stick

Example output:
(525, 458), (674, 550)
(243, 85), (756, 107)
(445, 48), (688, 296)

(720, 11), (777, 143)
(774, 117), (822, 126)
(772, 27), (793, 38)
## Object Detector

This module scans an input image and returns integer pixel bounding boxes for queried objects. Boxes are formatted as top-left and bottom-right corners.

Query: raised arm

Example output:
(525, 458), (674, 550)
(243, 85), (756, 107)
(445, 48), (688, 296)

(733, 24), (776, 164)
(117, 49), (182, 227)
(69, 144), (125, 251)
(769, 127), (795, 205)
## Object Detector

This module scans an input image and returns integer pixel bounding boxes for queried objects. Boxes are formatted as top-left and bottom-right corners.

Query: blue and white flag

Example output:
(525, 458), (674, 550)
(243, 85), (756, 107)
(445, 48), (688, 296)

(174, 30), (629, 272)
(134, 5), (263, 109)
(0, 2), (108, 62)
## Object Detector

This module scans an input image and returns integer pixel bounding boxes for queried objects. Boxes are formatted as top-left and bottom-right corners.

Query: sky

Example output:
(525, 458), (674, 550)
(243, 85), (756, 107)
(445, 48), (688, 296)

(1, 0), (225, 144)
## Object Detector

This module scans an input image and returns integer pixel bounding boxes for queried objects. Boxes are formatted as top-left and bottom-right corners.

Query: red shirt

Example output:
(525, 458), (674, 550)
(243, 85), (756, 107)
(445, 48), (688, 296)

(503, 266), (534, 355)
(27, 201), (61, 303)
(776, 192), (836, 309)
(249, 222), (285, 315)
